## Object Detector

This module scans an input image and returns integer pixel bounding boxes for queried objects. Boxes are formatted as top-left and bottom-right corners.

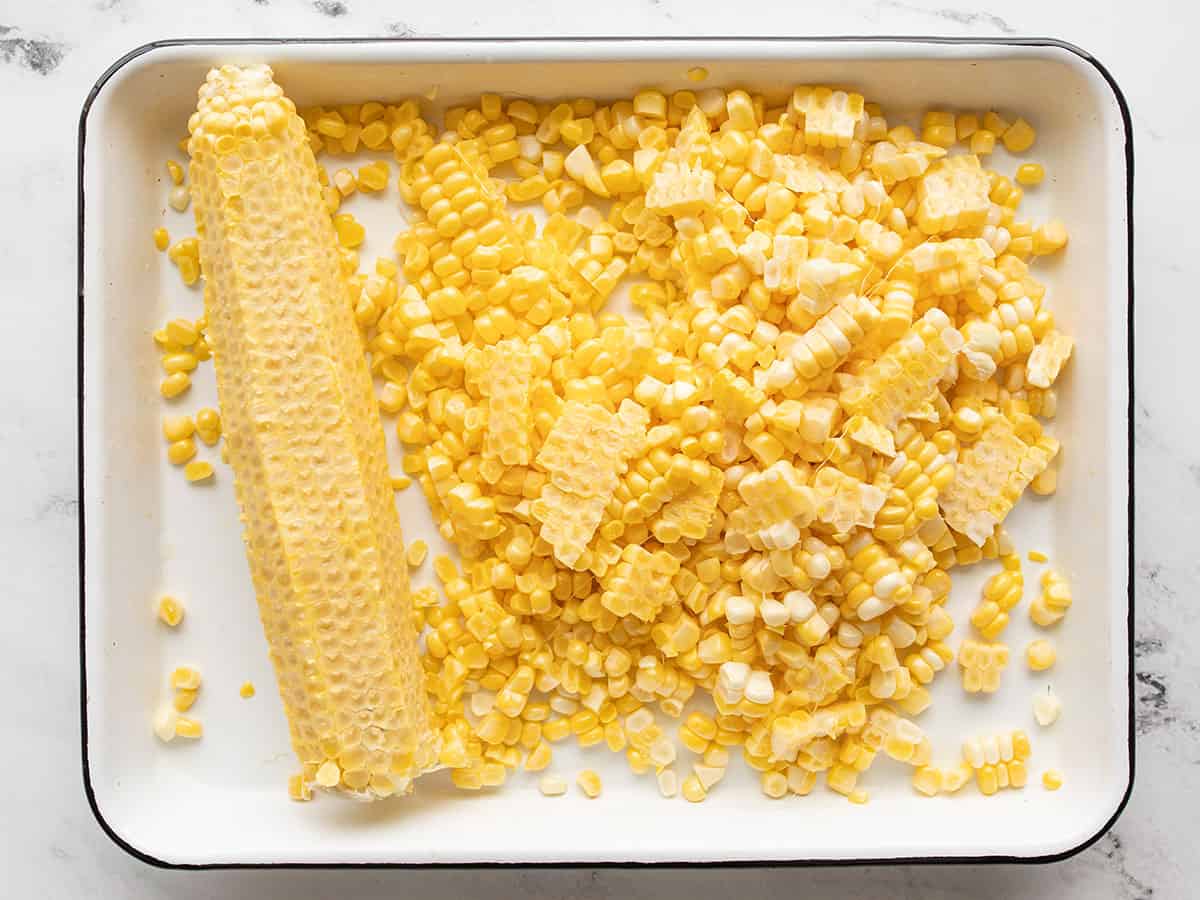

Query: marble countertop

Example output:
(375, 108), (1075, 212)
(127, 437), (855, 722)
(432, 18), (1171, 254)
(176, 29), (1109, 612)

(3, 0), (1194, 896)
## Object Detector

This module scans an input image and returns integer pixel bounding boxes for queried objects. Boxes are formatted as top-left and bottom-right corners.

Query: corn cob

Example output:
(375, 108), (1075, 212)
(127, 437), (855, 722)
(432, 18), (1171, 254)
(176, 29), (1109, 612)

(187, 65), (438, 799)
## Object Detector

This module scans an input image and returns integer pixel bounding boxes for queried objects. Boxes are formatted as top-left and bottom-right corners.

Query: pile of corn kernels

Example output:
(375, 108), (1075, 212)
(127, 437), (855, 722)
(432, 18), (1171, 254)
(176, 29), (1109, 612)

(154, 78), (1076, 802)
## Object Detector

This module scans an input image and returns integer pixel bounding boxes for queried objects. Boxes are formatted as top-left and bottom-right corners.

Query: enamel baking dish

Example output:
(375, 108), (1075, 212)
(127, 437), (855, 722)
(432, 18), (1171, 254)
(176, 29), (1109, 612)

(78, 37), (1133, 868)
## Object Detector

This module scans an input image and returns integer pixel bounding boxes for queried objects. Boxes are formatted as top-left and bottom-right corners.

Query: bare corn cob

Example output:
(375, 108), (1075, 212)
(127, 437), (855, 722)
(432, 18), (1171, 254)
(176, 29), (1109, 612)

(187, 65), (438, 799)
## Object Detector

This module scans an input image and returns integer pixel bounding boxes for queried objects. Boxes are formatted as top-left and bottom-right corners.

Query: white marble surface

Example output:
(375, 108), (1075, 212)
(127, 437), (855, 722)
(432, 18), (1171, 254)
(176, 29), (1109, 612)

(1, 0), (1193, 896)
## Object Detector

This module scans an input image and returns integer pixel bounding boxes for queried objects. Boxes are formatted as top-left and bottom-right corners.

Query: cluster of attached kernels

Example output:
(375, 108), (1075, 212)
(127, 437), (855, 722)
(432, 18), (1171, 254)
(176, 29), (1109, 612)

(154, 316), (209, 399)
(167, 236), (201, 286)
(153, 666), (203, 742)
(172, 81), (1074, 801)
(917, 109), (1037, 157)
(911, 763), (973, 797)
(961, 730), (1030, 796)
(160, 408), (217, 483)
(957, 638), (1010, 693)
(970, 555), (1024, 639)
(301, 99), (434, 164)
(166, 159), (190, 212)
(1030, 568), (1072, 626)
(938, 411), (1059, 548)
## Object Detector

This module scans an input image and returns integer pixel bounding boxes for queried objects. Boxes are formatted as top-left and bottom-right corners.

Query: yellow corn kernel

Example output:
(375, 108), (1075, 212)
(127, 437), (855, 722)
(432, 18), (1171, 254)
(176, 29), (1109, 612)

(167, 438), (197, 466)
(161, 352), (199, 375)
(576, 769), (603, 798)
(195, 408), (222, 444)
(157, 595), (184, 627)
(332, 213), (366, 248)
(1002, 118), (1036, 153)
(969, 129), (995, 155)
(1028, 549), (1049, 563)
(1026, 638), (1057, 671)
(170, 665), (201, 690)
(288, 773), (312, 801)
(153, 227), (170, 251)
(1030, 568), (1072, 626)
(184, 461), (214, 483)
(1032, 219), (1069, 256)
(524, 741), (553, 771)
(162, 415), (195, 443)
(1042, 769), (1063, 791)
(174, 716), (203, 739)
(681, 774), (707, 802)
(240, 681), (256, 699)
(1015, 163), (1044, 186)
(172, 689), (198, 712)
(451, 768), (483, 791)
(539, 774), (568, 796)
(912, 766), (942, 797)
(358, 161), (390, 192)
(761, 770), (788, 799)
(543, 718), (571, 743)
(686, 67), (708, 82)
(160, 372), (191, 399)
(407, 540), (429, 567)
(976, 764), (999, 796)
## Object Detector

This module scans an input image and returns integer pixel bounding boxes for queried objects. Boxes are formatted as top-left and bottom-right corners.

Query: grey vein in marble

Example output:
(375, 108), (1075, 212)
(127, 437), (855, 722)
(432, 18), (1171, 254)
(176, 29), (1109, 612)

(1098, 833), (1156, 900)
(0, 25), (67, 75)
(874, 0), (1016, 33)
(313, 0), (348, 17)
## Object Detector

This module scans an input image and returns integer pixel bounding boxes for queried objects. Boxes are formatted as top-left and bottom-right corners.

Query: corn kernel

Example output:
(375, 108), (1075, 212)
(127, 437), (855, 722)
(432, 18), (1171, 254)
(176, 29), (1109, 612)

(1002, 118), (1036, 153)
(1033, 689), (1062, 727)
(170, 666), (201, 690)
(184, 461), (214, 483)
(681, 774), (707, 802)
(157, 595), (184, 627)
(1015, 163), (1044, 186)
(195, 408), (222, 444)
(167, 438), (197, 466)
(539, 774), (568, 796)
(160, 372), (191, 399)
(1042, 769), (1063, 791)
(1026, 638), (1056, 671)
(288, 774), (312, 801)
(333, 213), (366, 248)
(576, 769), (603, 798)
(407, 540), (429, 567)
(162, 415), (194, 443)
(174, 716), (203, 739)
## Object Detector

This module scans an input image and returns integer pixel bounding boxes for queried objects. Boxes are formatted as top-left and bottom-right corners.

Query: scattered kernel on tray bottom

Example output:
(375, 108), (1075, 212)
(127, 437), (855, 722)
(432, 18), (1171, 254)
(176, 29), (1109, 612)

(163, 76), (1077, 801)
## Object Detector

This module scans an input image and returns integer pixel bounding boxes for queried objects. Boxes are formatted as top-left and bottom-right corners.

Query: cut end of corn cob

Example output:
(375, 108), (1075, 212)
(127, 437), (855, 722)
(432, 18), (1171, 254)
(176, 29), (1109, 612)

(187, 64), (438, 800)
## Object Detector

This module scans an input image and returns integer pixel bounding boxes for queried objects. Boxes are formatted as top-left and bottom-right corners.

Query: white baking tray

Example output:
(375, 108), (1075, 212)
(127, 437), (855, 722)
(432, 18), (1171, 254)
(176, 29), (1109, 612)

(79, 37), (1133, 868)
